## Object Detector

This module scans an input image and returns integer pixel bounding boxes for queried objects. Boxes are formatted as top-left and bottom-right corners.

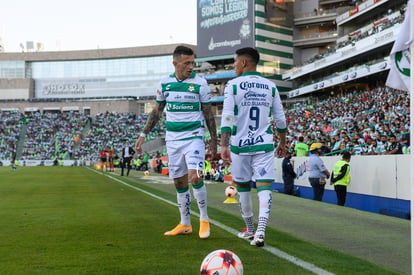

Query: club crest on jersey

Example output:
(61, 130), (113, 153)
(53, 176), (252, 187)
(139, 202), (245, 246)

(188, 84), (195, 92)
(238, 135), (264, 147)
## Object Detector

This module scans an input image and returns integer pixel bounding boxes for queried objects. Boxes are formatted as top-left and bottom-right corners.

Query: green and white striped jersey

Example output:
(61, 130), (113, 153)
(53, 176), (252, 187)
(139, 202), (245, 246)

(221, 71), (287, 155)
(156, 72), (211, 141)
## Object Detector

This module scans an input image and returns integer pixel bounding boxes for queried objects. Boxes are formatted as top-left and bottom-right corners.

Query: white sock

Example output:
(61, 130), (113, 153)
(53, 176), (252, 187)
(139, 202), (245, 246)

(192, 183), (209, 221)
(239, 191), (255, 233)
(256, 190), (272, 237)
(177, 190), (191, 226)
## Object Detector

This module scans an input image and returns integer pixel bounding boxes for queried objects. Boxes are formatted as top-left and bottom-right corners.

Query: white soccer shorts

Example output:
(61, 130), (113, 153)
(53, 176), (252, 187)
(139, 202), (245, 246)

(230, 151), (275, 183)
(166, 138), (205, 179)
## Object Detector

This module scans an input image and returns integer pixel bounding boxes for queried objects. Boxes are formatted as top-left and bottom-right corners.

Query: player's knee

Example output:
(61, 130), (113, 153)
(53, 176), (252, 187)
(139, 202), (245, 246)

(189, 172), (202, 185)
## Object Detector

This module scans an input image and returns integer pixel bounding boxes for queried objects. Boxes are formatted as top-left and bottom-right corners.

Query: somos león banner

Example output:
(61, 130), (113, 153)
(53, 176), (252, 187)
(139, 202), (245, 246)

(197, 0), (255, 58)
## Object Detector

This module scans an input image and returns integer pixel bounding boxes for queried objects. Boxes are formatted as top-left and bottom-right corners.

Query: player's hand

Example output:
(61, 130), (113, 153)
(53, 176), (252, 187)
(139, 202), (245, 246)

(135, 136), (144, 154)
(220, 146), (231, 165)
(276, 144), (286, 158)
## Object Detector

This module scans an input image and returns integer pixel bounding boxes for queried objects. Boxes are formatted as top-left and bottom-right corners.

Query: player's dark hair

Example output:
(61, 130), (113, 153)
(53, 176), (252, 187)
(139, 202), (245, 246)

(235, 47), (260, 65)
(173, 45), (194, 60)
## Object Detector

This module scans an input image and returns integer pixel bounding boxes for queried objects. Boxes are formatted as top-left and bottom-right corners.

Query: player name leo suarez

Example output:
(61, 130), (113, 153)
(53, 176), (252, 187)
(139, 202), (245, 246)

(240, 101), (270, 107)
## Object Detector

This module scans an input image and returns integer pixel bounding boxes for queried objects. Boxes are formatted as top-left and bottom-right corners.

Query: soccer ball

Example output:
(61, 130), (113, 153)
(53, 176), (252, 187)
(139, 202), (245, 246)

(225, 186), (238, 198)
(144, 170), (150, 176)
(200, 249), (243, 275)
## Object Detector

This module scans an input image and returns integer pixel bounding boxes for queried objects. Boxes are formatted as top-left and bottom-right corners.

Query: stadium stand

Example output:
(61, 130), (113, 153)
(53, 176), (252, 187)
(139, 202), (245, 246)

(0, 84), (409, 165)
(284, 86), (410, 155)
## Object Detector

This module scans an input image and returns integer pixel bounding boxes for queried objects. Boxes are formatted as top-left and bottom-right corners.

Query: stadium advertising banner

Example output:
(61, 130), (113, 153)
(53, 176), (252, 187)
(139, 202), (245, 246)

(34, 78), (157, 99)
(197, 0), (255, 58)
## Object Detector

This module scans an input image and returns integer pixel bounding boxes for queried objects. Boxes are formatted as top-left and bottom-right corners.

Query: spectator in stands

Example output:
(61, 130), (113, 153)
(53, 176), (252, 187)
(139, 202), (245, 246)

(377, 135), (389, 155)
(330, 135), (342, 155)
(366, 138), (380, 155)
(385, 135), (403, 154)
(319, 139), (331, 156)
(399, 129), (410, 154)
(294, 136), (308, 157)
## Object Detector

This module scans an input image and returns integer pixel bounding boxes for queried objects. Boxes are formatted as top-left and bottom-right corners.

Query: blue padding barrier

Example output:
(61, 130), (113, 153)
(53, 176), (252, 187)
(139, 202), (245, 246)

(272, 182), (411, 219)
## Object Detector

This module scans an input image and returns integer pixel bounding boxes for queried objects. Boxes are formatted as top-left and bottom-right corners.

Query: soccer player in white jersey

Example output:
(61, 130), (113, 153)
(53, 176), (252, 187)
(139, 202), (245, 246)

(220, 47), (287, 247)
(135, 45), (217, 239)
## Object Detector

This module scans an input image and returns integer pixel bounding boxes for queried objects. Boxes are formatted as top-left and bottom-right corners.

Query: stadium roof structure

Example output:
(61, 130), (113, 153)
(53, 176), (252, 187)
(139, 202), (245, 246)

(0, 43), (195, 61)
(0, 43), (196, 115)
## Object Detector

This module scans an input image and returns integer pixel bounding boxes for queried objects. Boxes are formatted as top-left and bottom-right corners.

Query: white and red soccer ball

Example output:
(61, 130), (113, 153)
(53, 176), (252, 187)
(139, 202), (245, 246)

(225, 186), (238, 198)
(200, 249), (243, 275)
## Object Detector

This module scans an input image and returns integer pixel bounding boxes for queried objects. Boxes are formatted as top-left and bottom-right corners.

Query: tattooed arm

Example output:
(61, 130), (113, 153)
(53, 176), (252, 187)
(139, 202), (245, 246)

(202, 104), (217, 158)
(220, 131), (231, 165)
(135, 102), (166, 154)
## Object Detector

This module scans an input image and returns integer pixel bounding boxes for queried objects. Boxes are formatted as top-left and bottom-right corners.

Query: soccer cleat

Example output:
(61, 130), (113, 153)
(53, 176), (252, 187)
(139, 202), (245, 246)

(199, 220), (210, 239)
(164, 223), (192, 236)
(237, 228), (255, 240)
(250, 235), (265, 247)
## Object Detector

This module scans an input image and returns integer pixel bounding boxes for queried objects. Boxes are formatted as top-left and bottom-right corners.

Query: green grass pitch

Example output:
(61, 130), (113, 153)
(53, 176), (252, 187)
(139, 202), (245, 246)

(0, 166), (402, 274)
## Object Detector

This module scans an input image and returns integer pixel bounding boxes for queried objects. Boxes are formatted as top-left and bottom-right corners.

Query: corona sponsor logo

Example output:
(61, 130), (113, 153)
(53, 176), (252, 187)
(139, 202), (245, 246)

(240, 82), (269, 91)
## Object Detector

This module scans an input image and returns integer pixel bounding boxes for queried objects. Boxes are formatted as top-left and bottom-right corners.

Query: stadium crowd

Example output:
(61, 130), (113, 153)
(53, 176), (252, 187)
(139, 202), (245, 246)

(283, 86), (410, 156)
(0, 86), (410, 166)
(302, 5), (406, 66)
(0, 111), (23, 160)
(22, 111), (89, 160)
(0, 111), (165, 163)
(75, 111), (165, 161)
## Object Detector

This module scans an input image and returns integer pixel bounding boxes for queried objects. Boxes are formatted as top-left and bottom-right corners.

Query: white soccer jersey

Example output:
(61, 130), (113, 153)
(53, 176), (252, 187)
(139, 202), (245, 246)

(221, 71), (287, 155)
(156, 72), (211, 141)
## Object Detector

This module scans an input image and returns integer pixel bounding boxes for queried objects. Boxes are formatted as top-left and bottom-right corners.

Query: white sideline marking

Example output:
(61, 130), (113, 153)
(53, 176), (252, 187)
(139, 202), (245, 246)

(94, 170), (334, 275)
